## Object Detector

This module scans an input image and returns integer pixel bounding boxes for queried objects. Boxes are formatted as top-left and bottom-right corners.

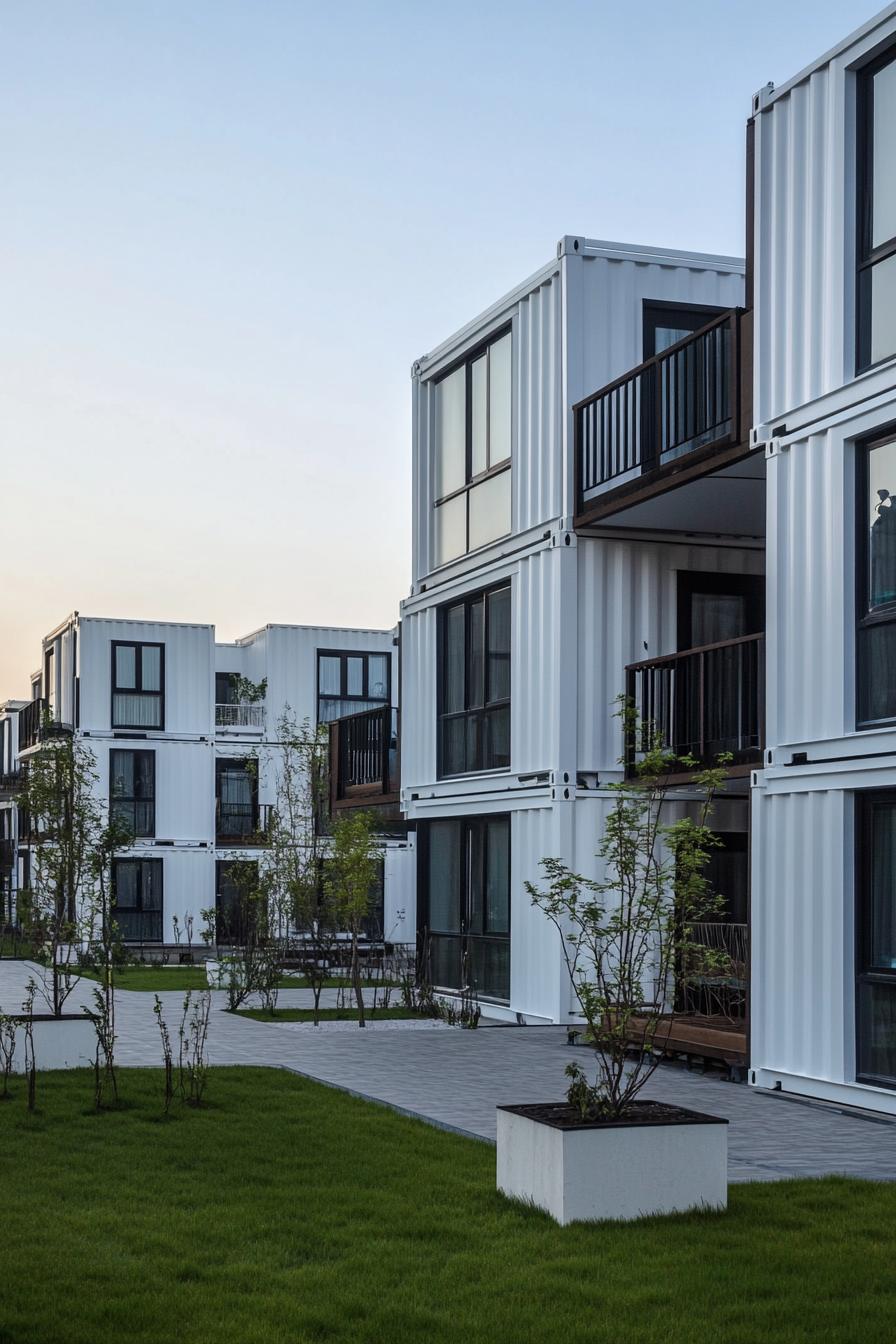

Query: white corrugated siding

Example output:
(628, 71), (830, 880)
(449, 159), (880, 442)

(263, 625), (397, 731)
(751, 785), (852, 1084)
(399, 604), (438, 788)
(577, 538), (764, 774)
(753, 9), (896, 425)
(383, 838), (416, 945)
(78, 618), (215, 735)
(765, 431), (852, 748)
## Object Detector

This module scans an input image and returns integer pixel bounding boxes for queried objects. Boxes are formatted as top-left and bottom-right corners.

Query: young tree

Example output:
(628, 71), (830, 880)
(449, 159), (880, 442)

(16, 728), (107, 1016)
(82, 814), (134, 1107)
(263, 710), (329, 936)
(324, 810), (380, 1027)
(527, 703), (728, 1119)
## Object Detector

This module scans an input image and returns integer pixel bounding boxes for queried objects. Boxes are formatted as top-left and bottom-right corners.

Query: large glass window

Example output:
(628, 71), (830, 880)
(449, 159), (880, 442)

(433, 329), (512, 567)
(858, 48), (896, 371)
(215, 759), (259, 841)
(112, 858), (163, 942)
(317, 650), (391, 724)
(857, 793), (896, 1087)
(420, 816), (510, 1002)
(438, 584), (510, 777)
(110, 749), (155, 838)
(858, 435), (896, 726)
(111, 642), (164, 729)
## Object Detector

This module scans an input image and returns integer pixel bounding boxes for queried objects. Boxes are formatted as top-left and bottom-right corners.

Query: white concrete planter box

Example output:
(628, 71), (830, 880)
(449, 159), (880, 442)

(497, 1101), (728, 1224)
(6, 1015), (97, 1073)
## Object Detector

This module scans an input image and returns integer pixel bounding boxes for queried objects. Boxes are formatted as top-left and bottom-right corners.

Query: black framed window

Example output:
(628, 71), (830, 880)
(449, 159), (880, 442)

(643, 301), (725, 359)
(110, 749), (155, 838)
(438, 583), (510, 777)
(419, 816), (510, 1002)
(215, 859), (258, 945)
(857, 792), (896, 1087)
(857, 46), (896, 372)
(317, 650), (390, 724)
(433, 328), (512, 567)
(215, 758), (258, 841)
(857, 432), (896, 726)
(112, 858), (163, 942)
(216, 673), (237, 706)
(111, 642), (164, 730)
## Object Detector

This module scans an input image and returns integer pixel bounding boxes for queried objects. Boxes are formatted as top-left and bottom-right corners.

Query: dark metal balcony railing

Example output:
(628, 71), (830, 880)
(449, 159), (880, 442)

(329, 705), (399, 808)
(575, 309), (743, 507)
(215, 801), (273, 846)
(17, 698), (72, 753)
(0, 771), (21, 798)
(625, 633), (764, 775)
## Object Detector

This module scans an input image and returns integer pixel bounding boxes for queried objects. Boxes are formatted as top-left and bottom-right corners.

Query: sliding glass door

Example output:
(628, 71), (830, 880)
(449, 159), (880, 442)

(420, 816), (510, 1002)
(857, 793), (896, 1087)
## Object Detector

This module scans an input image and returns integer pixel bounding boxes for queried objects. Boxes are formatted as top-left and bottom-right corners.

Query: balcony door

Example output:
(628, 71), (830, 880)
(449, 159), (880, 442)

(420, 816), (510, 1003)
(672, 573), (764, 762)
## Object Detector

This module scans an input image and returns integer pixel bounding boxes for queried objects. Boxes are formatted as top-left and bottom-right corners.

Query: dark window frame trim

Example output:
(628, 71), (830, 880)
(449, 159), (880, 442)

(642, 299), (727, 360)
(109, 747), (156, 839)
(418, 813), (512, 1004)
(437, 580), (511, 780)
(110, 640), (166, 731)
(432, 324), (513, 563)
(315, 649), (392, 725)
(856, 423), (896, 729)
(111, 856), (164, 944)
(856, 42), (896, 374)
(855, 789), (896, 1089)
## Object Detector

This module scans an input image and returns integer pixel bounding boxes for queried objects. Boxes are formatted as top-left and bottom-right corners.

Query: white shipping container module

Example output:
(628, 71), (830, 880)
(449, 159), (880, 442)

(7, 612), (413, 959)
(750, 4), (896, 1112)
(403, 236), (758, 1024)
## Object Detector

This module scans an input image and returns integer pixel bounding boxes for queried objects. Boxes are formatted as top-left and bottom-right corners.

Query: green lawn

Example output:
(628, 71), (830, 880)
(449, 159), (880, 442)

(236, 1006), (421, 1023)
(75, 965), (402, 992)
(0, 1069), (893, 1344)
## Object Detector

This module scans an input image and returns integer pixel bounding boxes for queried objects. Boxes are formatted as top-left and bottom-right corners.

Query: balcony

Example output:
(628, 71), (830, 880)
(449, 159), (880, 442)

(215, 802), (273, 847)
(329, 706), (399, 812)
(0, 840), (14, 871)
(574, 309), (760, 532)
(624, 633), (764, 780)
(215, 703), (265, 732)
(0, 771), (21, 801)
(17, 698), (72, 753)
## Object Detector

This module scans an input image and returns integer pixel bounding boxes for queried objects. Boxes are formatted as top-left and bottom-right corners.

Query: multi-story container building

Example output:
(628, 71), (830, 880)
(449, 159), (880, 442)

(750, 3), (896, 1113)
(402, 236), (762, 1041)
(4, 613), (413, 952)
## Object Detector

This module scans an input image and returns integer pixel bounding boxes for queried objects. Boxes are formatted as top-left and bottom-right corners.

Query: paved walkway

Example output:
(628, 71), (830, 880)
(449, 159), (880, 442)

(3, 959), (895, 1184)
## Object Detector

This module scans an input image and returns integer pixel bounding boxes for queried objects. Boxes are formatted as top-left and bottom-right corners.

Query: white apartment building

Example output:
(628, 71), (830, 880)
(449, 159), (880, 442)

(750, 3), (896, 1113)
(401, 237), (760, 1034)
(1, 613), (414, 952)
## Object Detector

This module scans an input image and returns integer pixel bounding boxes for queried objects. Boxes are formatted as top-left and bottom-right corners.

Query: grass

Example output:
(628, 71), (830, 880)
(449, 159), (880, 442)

(74, 964), (403, 992)
(235, 1006), (421, 1022)
(1, 1067), (895, 1344)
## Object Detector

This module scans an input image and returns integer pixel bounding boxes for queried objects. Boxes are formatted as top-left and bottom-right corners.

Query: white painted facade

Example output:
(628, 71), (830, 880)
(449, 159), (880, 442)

(750, 4), (896, 1112)
(402, 238), (759, 1023)
(4, 614), (413, 951)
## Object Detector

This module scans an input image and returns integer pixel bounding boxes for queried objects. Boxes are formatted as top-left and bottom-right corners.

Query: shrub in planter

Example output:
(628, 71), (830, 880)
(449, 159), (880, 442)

(513, 704), (731, 1223)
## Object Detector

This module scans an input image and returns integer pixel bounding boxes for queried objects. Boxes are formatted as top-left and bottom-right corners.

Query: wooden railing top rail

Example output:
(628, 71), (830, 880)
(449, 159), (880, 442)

(572, 307), (744, 416)
(625, 631), (763, 674)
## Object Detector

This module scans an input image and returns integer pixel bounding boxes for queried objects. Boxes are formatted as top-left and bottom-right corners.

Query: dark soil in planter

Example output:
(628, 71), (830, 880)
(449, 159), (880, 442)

(498, 1100), (728, 1131)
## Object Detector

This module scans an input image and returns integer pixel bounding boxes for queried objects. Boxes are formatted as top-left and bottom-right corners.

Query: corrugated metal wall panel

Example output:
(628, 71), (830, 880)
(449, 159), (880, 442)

(753, 10), (896, 426)
(577, 538), (765, 774)
(263, 625), (397, 733)
(751, 786), (851, 1084)
(78, 619), (215, 734)
(383, 838), (416, 945)
(399, 605), (438, 788)
(766, 430), (851, 748)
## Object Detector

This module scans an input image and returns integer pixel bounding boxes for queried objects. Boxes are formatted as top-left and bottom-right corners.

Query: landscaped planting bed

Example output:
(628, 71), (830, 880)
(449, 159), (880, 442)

(1, 1067), (894, 1344)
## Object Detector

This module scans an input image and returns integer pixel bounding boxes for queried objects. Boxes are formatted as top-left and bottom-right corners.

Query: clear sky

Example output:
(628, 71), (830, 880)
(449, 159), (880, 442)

(0, 0), (877, 695)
